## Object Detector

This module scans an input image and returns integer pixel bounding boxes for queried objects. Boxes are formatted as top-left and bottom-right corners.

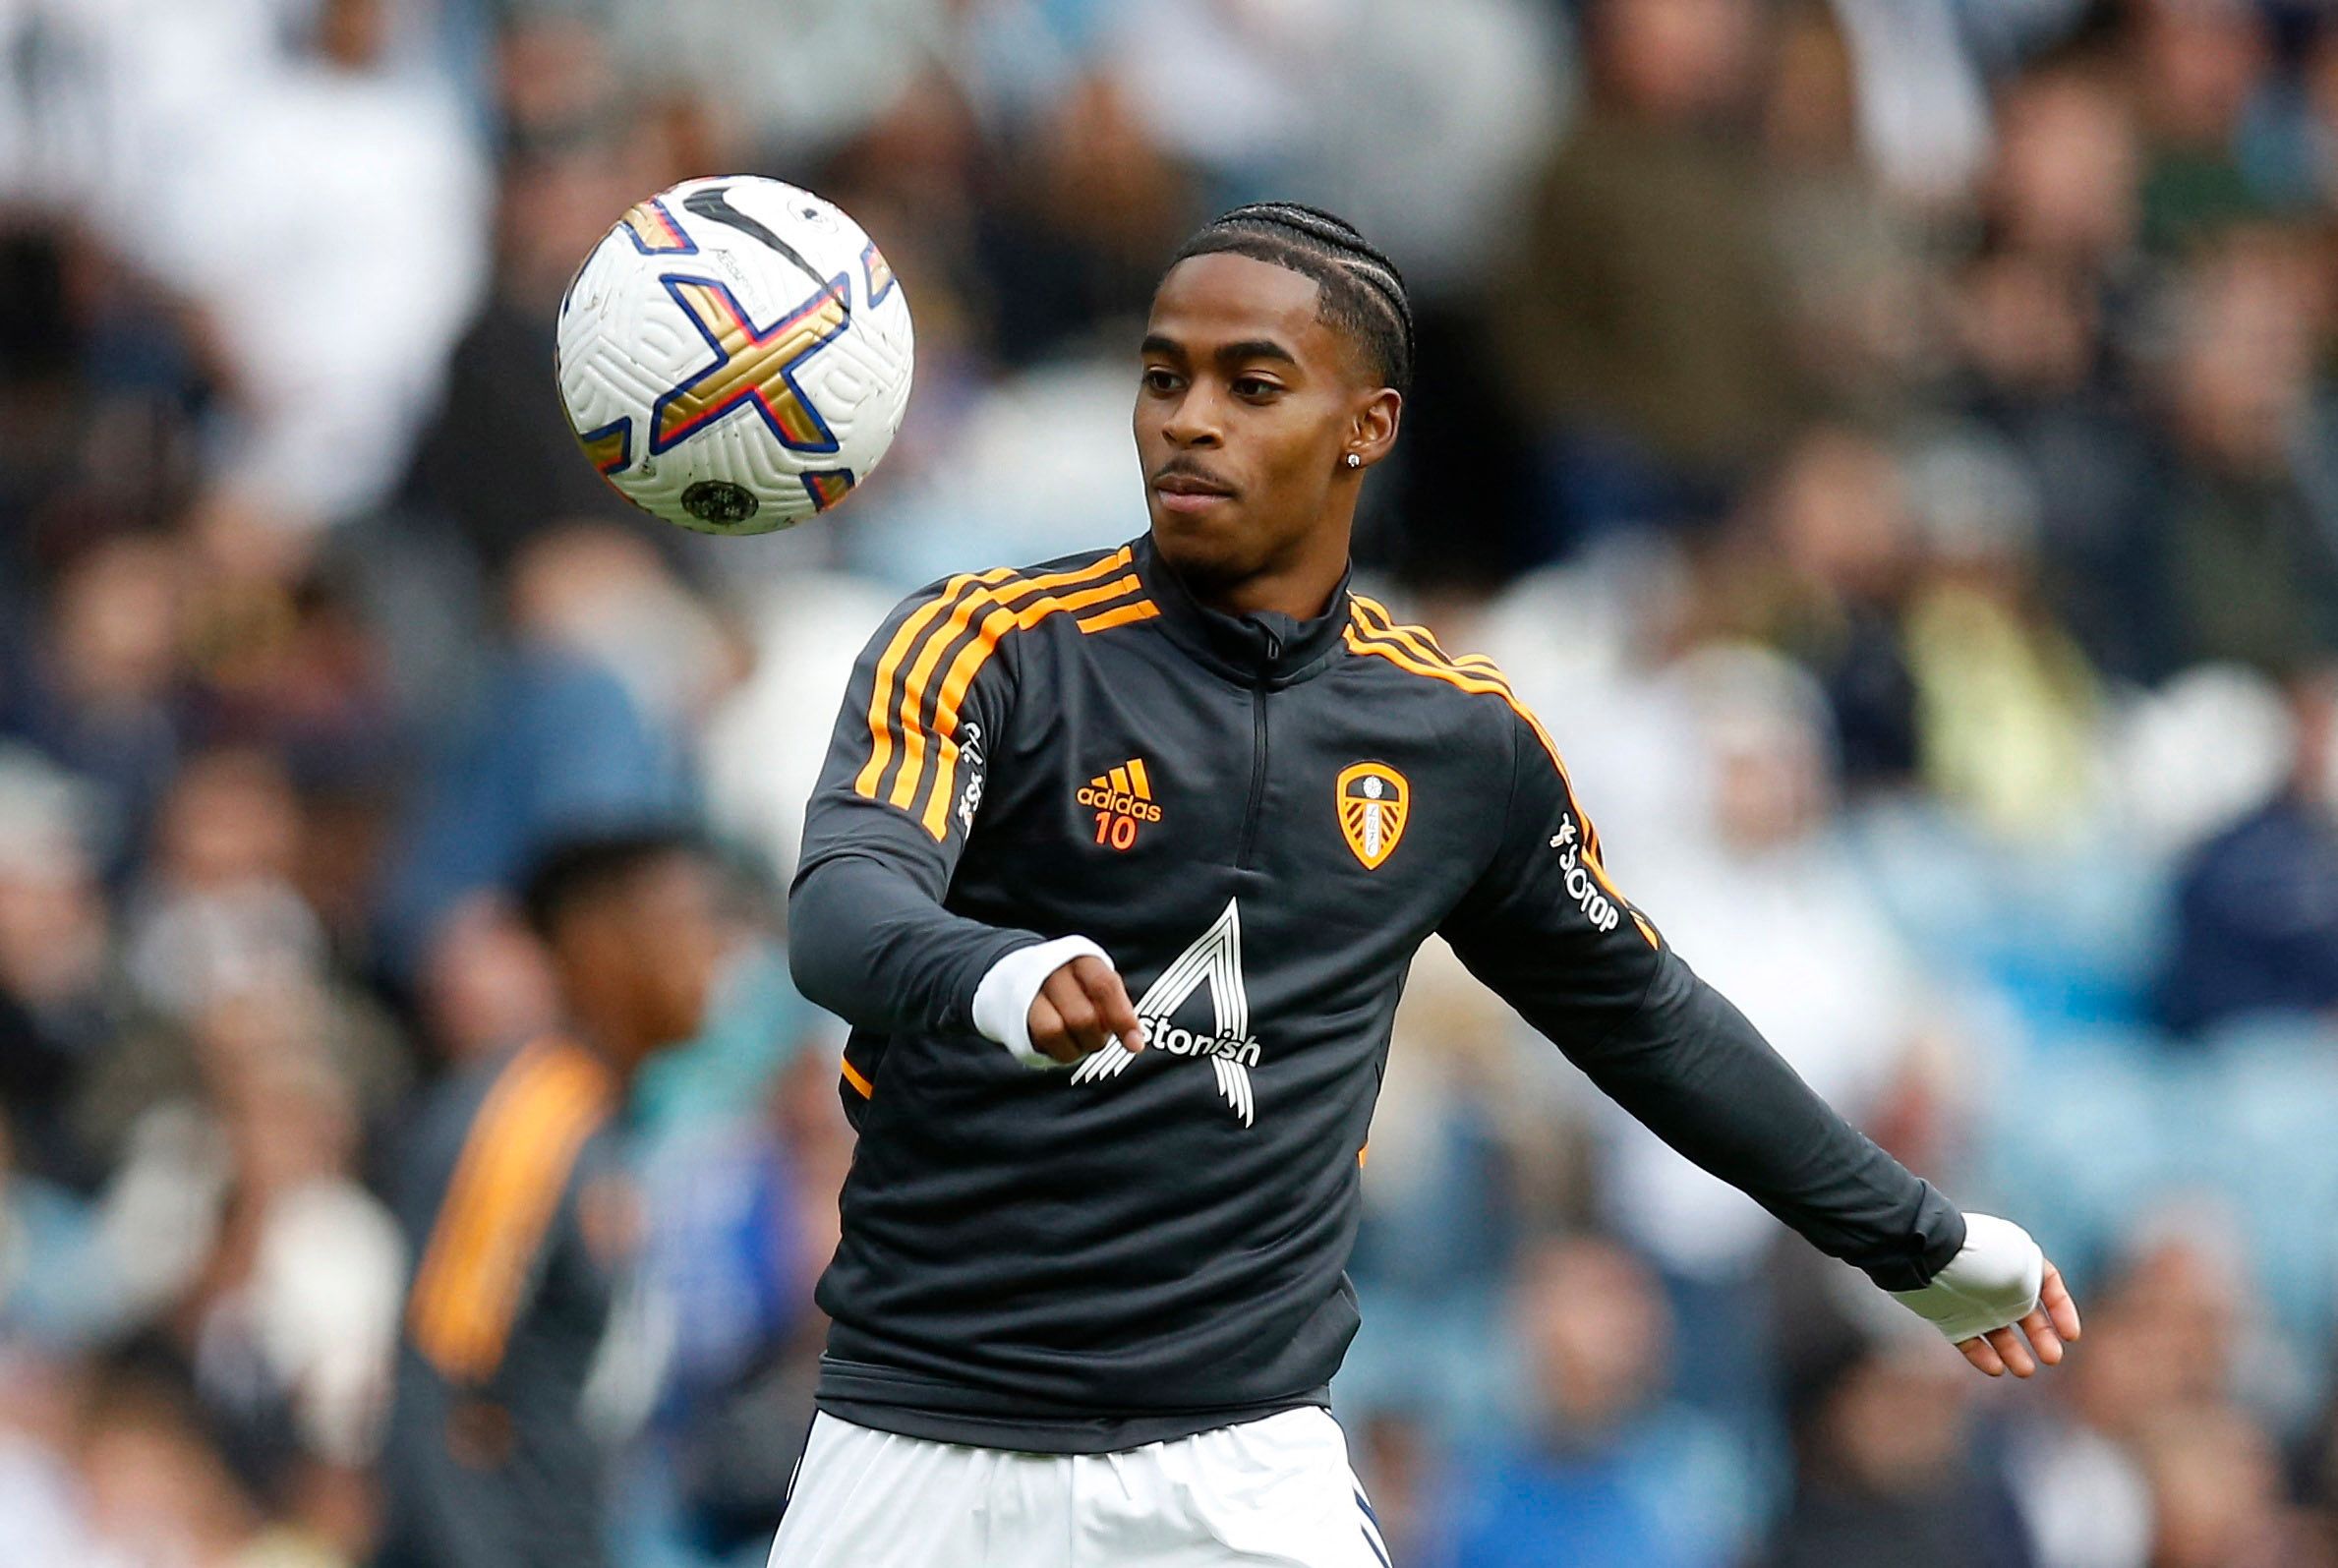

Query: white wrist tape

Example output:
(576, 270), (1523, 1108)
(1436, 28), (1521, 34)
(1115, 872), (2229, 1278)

(1889, 1212), (2045, 1343)
(972, 936), (1115, 1070)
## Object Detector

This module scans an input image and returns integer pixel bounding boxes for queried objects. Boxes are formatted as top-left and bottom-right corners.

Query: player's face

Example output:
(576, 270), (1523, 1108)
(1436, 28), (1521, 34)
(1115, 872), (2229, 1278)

(1136, 253), (1389, 594)
(611, 853), (729, 1053)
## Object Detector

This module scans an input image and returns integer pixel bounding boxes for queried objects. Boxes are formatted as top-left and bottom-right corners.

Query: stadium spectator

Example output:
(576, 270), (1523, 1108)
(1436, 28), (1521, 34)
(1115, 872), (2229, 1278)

(2125, 0), (2277, 254)
(129, 0), (490, 539)
(77, 1365), (330, 1568)
(1494, 0), (1802, 550)
(373, 527), (709, 980)
(1898, 430), (2103, 841)
(122, 749), (325, 1024)
(402, 15), (675, 577)
(1592, 645), (1940, 1443)
(1427, 1235), (1758, 1568)
(0, 1119), (123, 1353)
(2147, 225), (2338, 675)
(1763, 1329), (2027, 1568)
(1722, 426), (1923, 787)
(4, 535), (194, 876)
(0, 746), (116, 1187)
(2160, 669), (2338, 1034)
(1953, 53), (2162, 680)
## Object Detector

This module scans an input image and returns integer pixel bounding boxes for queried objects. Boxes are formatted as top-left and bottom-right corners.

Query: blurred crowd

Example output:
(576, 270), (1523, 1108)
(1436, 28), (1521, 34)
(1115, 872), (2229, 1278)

(6, 0), (2338, 1562)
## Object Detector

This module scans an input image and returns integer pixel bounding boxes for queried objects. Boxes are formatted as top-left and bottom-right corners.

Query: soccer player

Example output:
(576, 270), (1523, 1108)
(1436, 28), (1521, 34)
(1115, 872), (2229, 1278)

(377, 830), (728, 1568)
(776, 203), (2080, 1567)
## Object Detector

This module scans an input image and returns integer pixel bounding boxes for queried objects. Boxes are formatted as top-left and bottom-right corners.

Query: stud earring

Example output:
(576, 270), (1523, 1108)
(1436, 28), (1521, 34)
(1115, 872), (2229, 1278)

(1344, 452), (1362, 470)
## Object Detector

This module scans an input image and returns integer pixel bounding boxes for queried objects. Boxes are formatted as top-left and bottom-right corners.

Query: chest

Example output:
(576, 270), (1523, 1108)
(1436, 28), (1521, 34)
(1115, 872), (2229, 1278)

(953, 640), (1494, 950)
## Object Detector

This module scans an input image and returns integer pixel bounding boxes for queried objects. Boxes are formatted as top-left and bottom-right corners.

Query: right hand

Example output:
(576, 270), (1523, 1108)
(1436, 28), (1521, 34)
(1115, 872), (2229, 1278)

(1026, 956), (1146, 1064)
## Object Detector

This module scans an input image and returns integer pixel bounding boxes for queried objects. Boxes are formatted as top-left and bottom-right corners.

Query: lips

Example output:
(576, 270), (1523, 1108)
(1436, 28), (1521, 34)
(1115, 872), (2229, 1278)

(1152, 468), (1236, 513)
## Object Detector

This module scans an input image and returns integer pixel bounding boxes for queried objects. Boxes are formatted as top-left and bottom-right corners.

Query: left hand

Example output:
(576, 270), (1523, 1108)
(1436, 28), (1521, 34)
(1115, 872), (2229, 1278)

(1889, 1212), (2083, 1377)
(1958, 1258), (2081, 1378)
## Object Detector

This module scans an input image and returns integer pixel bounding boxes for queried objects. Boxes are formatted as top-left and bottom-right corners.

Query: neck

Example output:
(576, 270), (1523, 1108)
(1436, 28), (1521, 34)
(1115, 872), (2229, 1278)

(1194, 566), (1342, 621)
(1171, 520), (1353, 622)
(563, 992), (649, 1086)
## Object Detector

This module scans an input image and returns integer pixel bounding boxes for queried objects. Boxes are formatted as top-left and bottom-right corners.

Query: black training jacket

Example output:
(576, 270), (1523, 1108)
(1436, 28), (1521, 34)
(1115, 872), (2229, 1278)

(789, 533), (1965, 1454)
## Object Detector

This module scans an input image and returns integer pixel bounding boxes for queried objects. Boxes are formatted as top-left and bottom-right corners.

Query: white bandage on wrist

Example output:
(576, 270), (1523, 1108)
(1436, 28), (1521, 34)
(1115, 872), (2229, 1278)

(1889, 1212), (2046, 1343)
(971, 936), (1115, 1070)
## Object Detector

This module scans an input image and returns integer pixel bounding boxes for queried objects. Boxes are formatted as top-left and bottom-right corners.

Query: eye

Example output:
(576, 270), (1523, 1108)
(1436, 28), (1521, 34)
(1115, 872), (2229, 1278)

(1233, 376), (1282, 399)
(1142, 367), (1181, 393)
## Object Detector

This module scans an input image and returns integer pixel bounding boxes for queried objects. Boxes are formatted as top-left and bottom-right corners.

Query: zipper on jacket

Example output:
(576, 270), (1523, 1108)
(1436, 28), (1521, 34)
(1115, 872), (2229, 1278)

(1235, 629), (1279, 866)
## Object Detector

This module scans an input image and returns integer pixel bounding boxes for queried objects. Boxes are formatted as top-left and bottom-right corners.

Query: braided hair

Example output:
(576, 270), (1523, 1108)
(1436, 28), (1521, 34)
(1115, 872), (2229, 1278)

(1165, 203), (1415, 395)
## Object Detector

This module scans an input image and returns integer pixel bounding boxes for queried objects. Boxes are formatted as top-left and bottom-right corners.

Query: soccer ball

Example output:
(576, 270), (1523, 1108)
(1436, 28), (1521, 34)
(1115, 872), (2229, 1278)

(555, 175), (914, 535)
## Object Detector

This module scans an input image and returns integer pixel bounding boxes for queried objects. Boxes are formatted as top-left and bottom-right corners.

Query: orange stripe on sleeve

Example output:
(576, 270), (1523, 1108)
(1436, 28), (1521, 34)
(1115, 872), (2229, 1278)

(1349, 595), (1470, 669)
(1074, 600), (1160, 634)
(887, 552), (1136, 811)
(840, 1056), (874, 1099)
(1344, 606), (1544, 750)
(1347, 601), (1580, 812)
(406, 1045), (614, 1382)
(442, 1060), (608, 1378)
(854, 568), (1017, 800)
(405, 1043), (555, 1368)
(1351, 598), (1529, 704)
(885, 589), (997, 809)
(914, 576), (1149, 838)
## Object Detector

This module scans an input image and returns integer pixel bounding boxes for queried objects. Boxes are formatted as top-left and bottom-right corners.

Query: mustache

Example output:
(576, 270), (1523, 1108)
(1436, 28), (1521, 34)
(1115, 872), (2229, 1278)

(1150, 458), (1236, 491)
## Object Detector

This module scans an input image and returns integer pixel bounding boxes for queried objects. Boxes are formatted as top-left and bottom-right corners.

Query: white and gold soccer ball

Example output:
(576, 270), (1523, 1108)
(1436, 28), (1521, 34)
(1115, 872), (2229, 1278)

(555, 175), (914, 535)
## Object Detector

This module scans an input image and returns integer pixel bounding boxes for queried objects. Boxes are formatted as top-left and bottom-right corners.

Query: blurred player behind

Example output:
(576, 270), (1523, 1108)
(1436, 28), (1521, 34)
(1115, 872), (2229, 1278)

(376, 829), (728, 1568)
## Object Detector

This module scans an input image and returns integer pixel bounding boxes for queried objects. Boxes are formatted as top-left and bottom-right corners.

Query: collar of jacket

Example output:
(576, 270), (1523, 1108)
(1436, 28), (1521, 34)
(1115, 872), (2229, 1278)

(1131, 533), (1353, 689)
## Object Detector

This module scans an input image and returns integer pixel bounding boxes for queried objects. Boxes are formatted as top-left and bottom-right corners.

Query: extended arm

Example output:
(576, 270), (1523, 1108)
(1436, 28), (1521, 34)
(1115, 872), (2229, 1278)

(1562, 946), (1962, 1289)
(1441, 701), (2078, 1371)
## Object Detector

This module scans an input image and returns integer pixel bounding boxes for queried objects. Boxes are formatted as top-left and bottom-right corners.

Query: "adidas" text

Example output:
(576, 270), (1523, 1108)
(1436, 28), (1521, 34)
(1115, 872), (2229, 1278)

(1079, 759), (1162, 849)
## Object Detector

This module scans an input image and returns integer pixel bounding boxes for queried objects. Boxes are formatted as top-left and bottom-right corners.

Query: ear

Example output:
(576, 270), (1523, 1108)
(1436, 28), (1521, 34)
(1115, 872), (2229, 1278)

(1345, 387), (1402, 472)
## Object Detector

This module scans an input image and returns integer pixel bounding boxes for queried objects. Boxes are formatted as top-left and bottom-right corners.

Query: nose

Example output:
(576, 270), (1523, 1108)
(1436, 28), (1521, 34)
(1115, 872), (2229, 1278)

(1160, 382), (1224, 450)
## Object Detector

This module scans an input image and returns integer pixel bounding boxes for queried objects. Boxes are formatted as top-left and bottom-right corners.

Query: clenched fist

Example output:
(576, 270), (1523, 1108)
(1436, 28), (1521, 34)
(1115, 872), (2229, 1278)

(969, 935), (1147, 1071)
(1028, 955), (1146, 1064)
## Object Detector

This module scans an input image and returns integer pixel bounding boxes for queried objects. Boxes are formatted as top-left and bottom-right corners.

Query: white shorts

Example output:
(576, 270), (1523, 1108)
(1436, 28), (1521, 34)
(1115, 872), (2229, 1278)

(766, 1407), (1393, 1568)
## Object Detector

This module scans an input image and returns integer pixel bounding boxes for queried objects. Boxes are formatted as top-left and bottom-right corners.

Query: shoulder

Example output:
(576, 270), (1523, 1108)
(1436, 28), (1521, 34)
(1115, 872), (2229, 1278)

(1342, 593), (1515, 684)
(1340, 592), (1549, 750)
(889, 544), (1149, 624)
(406, 1040), (616, 1197)
(401, 1040), (615, 1381)
(869, 543), (1160, 672)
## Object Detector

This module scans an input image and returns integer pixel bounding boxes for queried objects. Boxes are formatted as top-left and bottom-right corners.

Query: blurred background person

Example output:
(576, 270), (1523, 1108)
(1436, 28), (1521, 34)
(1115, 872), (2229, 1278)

(1582, 645), (1951, 1458)
(377, 829), (730, 1568)
(1762, 1325), (2027, 1568)
(1427, 1235), (1758, 1568)
(2159, 668), (2338, 1035)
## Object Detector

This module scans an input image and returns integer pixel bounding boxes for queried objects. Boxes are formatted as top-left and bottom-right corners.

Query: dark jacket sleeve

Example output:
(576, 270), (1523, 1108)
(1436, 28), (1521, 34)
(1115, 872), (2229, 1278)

(1437, 706), (1965, 1291)
(788, 579), (1044, 1037)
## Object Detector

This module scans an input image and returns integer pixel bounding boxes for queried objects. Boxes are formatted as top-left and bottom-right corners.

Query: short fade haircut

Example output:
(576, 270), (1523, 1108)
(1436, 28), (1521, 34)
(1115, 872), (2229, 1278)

(1164, 203), (1415, 396)
(518, 826), (706, 939)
